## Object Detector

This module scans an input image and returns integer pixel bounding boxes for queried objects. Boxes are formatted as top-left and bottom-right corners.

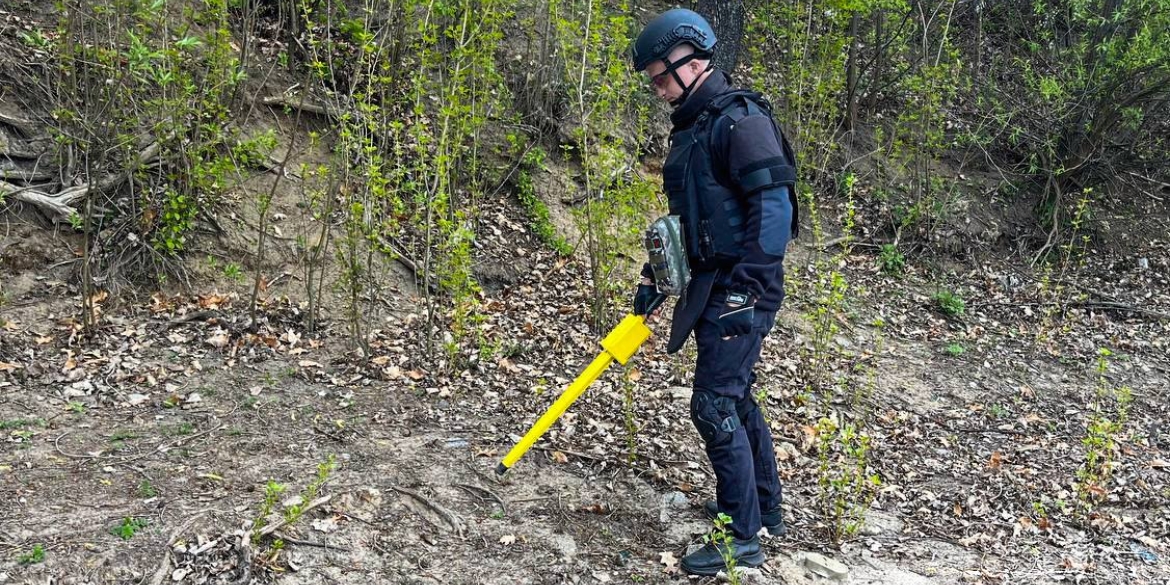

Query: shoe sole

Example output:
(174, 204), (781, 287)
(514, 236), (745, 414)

(681, 551), (767, 577)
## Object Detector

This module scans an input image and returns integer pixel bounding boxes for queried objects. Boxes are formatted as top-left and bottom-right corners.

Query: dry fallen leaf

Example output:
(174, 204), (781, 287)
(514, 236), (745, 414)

(581, 503), (611, 515)
(551, 451), (569, 464)
(987, 451), (1004, 470)
(206, 331), (230, 349)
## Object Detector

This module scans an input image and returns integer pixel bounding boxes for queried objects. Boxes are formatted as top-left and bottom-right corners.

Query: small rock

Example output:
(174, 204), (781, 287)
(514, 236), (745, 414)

(442, 438), (468, 449)
(0, 571), (9, 583)
(775, 441), (800, 462)
(804, 552), (849, 580)
(127, 393), (149, 407)
(311, 517), (338, 533)
(548, 533), (577, 559)
(171, 568), (190, 581)
(64, 381), (92, 397)
(719, 566), (766, 583)
(664, 491), (689, 508)
(614, 550), (632, 566)
(669, 386), (691, 401)
(186, 392), (203, 403)
(1137, 257), (1150, 271)
(863, 510), (905, 535)
(659, 491), (690, 523)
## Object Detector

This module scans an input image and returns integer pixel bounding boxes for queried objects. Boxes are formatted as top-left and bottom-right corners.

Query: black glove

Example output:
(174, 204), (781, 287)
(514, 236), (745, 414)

(716, 291), (755, 338)
(633, 283), (666, 316)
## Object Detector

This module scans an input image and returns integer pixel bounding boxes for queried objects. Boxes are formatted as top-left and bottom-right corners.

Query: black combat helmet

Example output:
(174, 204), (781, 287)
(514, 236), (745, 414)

(631, 8), (717, 72)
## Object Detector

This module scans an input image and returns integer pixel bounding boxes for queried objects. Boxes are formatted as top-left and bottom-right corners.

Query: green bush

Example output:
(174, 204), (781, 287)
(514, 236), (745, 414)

(878, 243), (905, 275)
(933, 289), (965, 317)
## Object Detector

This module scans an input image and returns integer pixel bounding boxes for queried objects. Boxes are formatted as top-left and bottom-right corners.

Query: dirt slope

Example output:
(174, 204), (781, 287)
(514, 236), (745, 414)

(3, 216), (1170, 584)
(3, 2), (1170, 584)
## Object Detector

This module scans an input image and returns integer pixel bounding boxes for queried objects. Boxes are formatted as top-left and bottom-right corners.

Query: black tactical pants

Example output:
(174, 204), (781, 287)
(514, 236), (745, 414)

(690, 300), (783, 540)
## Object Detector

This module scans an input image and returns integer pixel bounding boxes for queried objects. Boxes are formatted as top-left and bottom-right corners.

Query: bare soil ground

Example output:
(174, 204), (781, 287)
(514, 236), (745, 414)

(3, 189), (1170, 584)
(3, 3), (1170, 584)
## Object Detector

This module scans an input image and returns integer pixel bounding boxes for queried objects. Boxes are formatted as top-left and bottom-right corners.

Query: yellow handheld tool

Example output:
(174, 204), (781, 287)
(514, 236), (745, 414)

(496, 308), (660, 476)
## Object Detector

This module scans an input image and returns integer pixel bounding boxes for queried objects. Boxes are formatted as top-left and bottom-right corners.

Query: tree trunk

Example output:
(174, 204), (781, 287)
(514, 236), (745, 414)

(974, 0), (983, 80)
(867, 10), (885, 112)
(694, 0), (745, 74)
(846, 12), (860, 131)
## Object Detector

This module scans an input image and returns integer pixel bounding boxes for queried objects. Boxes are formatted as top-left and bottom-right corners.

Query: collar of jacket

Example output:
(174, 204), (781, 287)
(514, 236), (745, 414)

(670, 69), (732, 129)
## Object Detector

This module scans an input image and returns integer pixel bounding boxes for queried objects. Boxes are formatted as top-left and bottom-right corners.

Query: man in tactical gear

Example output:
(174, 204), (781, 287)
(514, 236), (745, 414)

(631, 7), (799, 577)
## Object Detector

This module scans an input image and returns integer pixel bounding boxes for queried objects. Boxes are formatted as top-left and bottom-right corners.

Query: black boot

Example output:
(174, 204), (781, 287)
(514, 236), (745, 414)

(680, 533), (766, 576)
(704, 499), (788, 537)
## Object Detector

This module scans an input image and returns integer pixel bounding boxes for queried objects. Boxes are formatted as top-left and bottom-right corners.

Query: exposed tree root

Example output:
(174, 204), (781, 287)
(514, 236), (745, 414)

(0, 180), (89, 220)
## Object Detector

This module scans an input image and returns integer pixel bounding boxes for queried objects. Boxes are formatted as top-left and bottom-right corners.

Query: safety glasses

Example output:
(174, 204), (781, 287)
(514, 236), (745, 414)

(649, 69), (673, 90)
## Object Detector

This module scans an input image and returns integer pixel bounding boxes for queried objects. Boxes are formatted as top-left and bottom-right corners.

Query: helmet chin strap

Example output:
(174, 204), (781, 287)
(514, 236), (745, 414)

(662, 54), (714, 107)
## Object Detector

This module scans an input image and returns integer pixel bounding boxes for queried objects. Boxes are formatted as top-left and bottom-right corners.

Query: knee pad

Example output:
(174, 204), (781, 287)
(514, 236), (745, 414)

(691, 389), (740, 447)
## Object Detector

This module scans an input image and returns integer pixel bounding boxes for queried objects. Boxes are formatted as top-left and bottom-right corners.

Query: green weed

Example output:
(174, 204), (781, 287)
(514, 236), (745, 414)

(815, 415), (880, 542)
(705, 512), (742, 585)
(110, 517), (149, 540)
(0, 418), (47, 431)
(223, 262), (243, 281)
(1075, 348), (1133, 510)
(879, 244), (905, 275)
(933, 289), (965, 317)
(18, 543), (45, 564)
(138, 480), (157, 498)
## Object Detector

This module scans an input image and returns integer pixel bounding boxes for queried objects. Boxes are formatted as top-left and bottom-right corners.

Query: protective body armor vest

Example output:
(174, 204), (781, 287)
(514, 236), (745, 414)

(662, 90), (799, 273)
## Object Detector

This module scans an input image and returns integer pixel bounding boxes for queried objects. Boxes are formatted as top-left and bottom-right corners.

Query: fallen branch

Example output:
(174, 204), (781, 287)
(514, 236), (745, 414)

(1077, 301), (1170, 321)
(376, 235), (438, 293)
(972, 300), (1170, 322)
(261, 95), (336, 118)
(453, 483), (506, 515)
(147, 510), (215, 585)
(1, 142), (159, 220)
(256, 494), (333, 538)
(0, 165), (54, 183)
(0, 111), (36, 136)
(272, 531), (348, 551)
(159, 310), (224, 333)
(390, 485), (465, 535)
(1127, 170), (1170, 191)
(0, 180), (89, 220)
